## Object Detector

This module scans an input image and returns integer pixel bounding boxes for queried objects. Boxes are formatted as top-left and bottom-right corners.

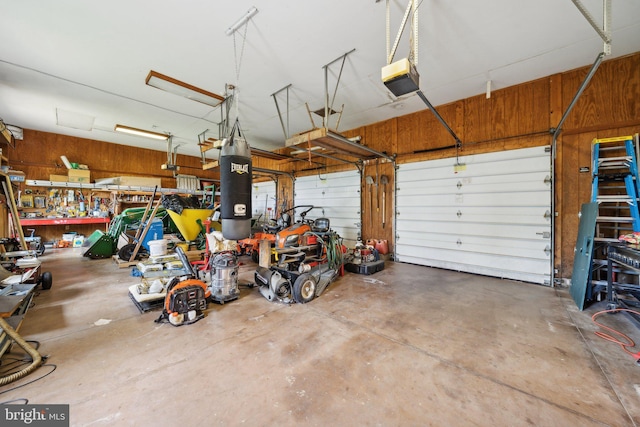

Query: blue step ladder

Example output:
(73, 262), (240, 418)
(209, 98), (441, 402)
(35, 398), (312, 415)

(591, 135), (640, 234)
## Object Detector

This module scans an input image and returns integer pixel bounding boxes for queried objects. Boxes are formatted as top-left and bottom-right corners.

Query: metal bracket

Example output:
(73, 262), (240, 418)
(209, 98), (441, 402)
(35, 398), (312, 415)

(271, 84), (292, 140)
(386, 0), (418, 65)
(322, 49), (355, 130)
(571, 0), (612, 55)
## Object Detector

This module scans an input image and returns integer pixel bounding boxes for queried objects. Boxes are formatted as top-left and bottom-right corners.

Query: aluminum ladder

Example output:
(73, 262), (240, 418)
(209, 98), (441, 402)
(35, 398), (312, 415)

(591, 134), (640, 235)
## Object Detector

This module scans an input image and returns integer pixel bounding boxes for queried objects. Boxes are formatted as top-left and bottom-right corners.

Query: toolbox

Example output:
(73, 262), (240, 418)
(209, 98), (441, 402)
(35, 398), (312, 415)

(344, 260), (385, 275)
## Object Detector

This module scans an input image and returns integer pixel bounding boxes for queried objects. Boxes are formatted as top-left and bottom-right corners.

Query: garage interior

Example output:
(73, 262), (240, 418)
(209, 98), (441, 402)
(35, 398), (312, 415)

(0, 1), (640, 425)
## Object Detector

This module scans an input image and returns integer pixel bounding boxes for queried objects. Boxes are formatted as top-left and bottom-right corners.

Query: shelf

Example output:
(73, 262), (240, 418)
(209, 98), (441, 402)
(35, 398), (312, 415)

(20, 217), (110, 226)
(25, 180), (208, 195)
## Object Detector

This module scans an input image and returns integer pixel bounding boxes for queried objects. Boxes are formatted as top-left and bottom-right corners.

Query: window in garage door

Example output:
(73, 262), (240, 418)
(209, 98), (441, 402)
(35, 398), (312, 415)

(295, 170), (361, 247)
(396, 146), (552, 285)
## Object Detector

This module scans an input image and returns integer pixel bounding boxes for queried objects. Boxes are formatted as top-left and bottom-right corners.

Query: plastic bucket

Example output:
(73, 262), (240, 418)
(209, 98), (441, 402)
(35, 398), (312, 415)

(148, 239), (168, 256)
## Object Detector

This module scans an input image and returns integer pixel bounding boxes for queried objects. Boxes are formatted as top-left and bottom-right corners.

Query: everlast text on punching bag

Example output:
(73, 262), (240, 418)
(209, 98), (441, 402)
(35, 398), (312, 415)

(220, 126), (252, 240)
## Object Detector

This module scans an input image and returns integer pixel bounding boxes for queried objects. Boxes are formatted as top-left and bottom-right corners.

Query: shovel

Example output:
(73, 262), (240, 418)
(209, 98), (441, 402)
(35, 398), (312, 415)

(365, 175), (374, 228)
(380, 175), (389, 228)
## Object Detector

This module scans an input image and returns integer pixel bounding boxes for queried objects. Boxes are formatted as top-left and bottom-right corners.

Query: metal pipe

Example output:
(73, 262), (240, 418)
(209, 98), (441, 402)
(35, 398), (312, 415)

(550, 51), (605, 287)
(415, 90), (462, 147)
(553, 52), (604, 139)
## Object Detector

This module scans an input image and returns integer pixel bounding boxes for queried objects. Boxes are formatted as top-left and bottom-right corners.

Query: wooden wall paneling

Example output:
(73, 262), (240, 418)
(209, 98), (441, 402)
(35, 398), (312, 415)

(396, 110), (426, 155)
(464, 93), (491, 143)
(560, 54), (640, 132)
(613, 54), (640, 122)
(7, 129), (223, 191)
(491, 88), (507, 140)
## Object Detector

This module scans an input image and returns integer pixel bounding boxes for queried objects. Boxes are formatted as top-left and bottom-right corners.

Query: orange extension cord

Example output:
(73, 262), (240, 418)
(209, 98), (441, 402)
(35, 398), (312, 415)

(592, 308), (640, 364)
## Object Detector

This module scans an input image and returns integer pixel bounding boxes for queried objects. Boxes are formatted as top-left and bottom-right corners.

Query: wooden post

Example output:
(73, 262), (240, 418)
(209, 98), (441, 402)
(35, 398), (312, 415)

(259, 239), (271, 267)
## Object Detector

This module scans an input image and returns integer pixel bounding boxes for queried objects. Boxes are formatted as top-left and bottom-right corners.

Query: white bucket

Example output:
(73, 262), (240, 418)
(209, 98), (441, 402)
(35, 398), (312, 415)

(148, 239), (168, 257)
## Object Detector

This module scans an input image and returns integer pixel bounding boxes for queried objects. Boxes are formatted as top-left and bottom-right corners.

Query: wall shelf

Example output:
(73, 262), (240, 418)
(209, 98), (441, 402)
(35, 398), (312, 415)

(26, 180), (208, 195)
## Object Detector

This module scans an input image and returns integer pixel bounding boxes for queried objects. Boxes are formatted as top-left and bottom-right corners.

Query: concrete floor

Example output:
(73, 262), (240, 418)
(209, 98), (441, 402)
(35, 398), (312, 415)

(1, 248), (640, 426)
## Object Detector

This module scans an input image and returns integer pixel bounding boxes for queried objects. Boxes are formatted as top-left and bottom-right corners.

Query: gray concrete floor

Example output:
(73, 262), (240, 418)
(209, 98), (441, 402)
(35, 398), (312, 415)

(1, 248), (640, 426)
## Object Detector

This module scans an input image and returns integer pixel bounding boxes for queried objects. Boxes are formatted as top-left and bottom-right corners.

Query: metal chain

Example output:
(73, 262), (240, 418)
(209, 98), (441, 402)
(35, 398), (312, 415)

(232, 23), (248, 120)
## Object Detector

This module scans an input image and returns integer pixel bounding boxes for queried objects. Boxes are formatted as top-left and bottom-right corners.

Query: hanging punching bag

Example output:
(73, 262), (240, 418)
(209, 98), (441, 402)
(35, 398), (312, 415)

(220, 131), (252, 240)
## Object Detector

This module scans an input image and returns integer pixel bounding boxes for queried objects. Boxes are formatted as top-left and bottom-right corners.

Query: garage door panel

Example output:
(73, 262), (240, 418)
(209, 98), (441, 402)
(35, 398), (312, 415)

(251, 181), (277, 221)
(397, 221), (546, 243)
(295, 171), (360, 247)
(395, 231), (549, 258)
(398, 190), (550, 207)
(396, 243), (549, 269)
(397, 146), (551, 285)
(398, 172), (550, 196)
(395, 254), (548, 284)
(397, 206), (551, 225)
(399, 147), (549, 176)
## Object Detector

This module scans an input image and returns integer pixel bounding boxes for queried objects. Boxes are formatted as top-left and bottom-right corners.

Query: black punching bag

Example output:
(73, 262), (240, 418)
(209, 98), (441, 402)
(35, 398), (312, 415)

(220, 134), (252, 240)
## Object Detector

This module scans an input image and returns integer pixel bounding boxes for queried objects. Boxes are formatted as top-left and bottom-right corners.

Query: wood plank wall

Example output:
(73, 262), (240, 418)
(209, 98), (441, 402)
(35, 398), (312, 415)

(4, 52), (639, 279)
(6, 130), (221, 188)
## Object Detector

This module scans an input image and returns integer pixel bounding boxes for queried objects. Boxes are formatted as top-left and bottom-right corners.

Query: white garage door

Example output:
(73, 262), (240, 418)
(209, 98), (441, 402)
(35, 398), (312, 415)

(295, 170), (361, 247)
(396, 146), (552, 285)
(251, 180), (277, 223)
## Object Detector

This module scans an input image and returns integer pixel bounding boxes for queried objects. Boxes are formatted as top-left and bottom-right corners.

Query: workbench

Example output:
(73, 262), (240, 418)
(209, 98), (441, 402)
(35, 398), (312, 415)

(20, 216), (110, 242)
(20, 216), (110, 228)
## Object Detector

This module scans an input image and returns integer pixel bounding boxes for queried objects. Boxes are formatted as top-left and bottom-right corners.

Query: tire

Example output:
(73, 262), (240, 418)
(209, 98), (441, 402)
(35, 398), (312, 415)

(292, 273), (317, 304)
(118, 244), (147, 261)
(37, 242), (46, 256)
(40, 271), (53, 290)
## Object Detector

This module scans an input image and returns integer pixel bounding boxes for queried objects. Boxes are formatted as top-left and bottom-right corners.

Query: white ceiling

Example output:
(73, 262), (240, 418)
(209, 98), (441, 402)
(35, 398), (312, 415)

(0, 1), (638, 161)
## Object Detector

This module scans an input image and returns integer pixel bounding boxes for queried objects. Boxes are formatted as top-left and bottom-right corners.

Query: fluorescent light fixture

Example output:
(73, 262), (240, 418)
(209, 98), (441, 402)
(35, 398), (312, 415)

(225, 7), (258, 36)
(145, 70), (225, 108)
(114, 124), (169, 140)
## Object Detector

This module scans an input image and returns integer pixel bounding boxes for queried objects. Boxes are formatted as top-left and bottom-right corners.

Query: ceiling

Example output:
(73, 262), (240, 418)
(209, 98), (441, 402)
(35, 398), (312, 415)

(0, 0), (638, 162)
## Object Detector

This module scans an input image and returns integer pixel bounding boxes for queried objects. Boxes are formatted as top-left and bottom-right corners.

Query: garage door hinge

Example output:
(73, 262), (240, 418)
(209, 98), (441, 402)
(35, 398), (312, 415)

(544, 175), (552, 184)
(544, 210), (552, 219)
(545, 146), (551, 153)
(537, 231), (551, 239)
(544, 245), (551, 256)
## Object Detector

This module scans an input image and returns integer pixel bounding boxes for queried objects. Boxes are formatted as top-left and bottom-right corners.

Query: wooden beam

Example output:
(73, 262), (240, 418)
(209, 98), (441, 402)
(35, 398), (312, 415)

(203, 160), (219, 170)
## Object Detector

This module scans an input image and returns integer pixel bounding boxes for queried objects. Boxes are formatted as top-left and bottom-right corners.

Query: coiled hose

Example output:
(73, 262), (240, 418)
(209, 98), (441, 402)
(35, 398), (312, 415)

(0, 317), (43, 386)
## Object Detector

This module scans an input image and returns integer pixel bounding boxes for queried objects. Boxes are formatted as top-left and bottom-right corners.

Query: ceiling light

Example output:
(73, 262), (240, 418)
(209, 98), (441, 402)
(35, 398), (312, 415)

(145, 70), (225, 108)
(114, 124), (169, 140)
(225, 7), (259, 36)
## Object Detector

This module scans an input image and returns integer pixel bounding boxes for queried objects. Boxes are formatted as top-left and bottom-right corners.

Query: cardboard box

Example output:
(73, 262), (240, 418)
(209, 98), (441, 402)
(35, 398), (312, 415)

(49, 174), (68, 182)
(68, 169), (91, 183)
